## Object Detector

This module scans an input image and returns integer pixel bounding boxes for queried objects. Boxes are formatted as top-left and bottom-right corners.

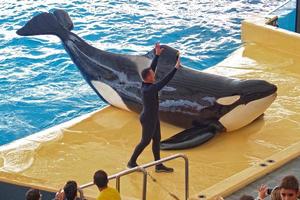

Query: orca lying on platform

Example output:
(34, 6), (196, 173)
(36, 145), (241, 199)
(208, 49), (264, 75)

(17, 10), (277, 150)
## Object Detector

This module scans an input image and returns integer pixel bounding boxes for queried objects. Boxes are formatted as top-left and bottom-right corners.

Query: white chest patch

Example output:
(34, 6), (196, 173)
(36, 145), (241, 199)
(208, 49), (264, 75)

(217, 95), (240, 105)
(91, 80), (130, 111)
(219, 93), (276, 131)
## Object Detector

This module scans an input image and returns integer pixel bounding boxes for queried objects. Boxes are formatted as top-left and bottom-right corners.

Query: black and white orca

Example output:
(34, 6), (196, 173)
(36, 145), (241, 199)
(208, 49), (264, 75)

(17, 10), (277, 150)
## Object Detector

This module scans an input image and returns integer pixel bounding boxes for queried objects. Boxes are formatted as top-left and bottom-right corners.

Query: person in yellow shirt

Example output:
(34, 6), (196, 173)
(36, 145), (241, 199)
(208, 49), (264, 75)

(94, 170), (121, 200)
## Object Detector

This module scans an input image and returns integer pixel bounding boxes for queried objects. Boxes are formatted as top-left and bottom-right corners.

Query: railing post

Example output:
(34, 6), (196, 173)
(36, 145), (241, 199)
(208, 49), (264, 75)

(139, 167), (147, 200)
(116, 176), (121, 192)
(77, 188), (84, 200)
(183, 155), (189, 200)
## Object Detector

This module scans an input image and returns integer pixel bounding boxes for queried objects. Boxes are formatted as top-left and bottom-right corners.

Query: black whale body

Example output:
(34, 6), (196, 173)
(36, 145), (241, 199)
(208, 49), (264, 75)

(17, 10), (277, 150)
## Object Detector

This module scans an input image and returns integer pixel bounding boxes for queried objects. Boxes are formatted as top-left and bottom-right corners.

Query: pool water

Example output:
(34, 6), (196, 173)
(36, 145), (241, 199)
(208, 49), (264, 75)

(270, 0), (296, 32)
(0, 0), (285, 145)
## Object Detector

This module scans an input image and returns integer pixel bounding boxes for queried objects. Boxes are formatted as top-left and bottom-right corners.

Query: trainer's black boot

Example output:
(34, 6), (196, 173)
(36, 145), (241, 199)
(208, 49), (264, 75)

(127, 161), (138, 169)
(155, 164), (174, 173)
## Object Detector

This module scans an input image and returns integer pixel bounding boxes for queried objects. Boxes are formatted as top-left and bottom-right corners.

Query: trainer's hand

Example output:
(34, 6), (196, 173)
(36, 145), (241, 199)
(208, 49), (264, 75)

(155, 43), (164, 55)
(175, 55), (181, 69)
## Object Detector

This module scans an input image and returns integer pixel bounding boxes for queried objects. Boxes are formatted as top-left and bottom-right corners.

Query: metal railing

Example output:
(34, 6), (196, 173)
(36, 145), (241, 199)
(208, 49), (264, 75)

(268, 0), (293, 15)
(79, 153), (189, 200)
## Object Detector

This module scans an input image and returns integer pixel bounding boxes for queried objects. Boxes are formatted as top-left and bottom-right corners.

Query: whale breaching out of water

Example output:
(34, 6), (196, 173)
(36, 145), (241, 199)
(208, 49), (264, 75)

(17, 9), (277, 150)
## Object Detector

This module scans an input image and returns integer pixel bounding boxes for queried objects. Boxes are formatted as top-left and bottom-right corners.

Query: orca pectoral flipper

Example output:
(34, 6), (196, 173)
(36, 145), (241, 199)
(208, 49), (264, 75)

(160, 126), (216, 150)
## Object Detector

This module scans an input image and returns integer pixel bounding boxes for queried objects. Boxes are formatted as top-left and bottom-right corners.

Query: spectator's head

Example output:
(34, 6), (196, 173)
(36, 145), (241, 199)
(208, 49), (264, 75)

(141, 68), (155, 82)
(64, 180), (78, 200)
(239, 194), (254, 200)
(94, 170), (108, 190)
(25, 189), (41, 200)
(279, 175), (299, 200)
(270, 186), (281, 200)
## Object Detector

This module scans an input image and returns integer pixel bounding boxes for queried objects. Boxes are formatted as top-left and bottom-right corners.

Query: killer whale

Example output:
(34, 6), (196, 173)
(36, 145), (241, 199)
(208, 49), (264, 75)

(17, 10), (277, 150)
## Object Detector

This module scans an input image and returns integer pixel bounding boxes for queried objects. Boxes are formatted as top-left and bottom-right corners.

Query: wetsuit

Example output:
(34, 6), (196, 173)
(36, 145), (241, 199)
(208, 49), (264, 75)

(128, 55), (177, 164)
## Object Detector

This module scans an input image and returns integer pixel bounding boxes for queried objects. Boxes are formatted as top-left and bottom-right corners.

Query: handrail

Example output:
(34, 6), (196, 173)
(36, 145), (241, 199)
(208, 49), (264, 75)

(79, 153), (189, 200)
(268, 0), (294, 15)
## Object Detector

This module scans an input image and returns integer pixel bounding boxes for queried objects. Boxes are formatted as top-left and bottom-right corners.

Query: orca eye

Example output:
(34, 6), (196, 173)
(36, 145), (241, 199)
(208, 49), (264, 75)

(216, 95), (240, 105)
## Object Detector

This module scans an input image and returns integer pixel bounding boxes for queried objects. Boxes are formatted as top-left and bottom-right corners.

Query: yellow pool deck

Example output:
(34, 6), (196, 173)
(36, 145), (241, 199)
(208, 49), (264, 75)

(1, 16), (300, 200)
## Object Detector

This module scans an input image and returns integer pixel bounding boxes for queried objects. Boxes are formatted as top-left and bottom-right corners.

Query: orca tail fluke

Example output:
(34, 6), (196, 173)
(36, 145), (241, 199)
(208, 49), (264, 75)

(16, 9), (73, 39)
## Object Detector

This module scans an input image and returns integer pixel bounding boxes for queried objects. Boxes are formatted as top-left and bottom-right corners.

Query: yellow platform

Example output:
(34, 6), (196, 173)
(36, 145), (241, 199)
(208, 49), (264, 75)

(1, 17), (300, 200)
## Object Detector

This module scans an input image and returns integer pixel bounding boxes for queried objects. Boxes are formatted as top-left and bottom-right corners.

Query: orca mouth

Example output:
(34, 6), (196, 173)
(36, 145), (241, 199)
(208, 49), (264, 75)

(240, 80), (277, 103)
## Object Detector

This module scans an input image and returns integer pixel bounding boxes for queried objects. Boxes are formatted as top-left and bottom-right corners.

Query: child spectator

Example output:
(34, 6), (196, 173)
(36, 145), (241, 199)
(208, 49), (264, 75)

(279, 175), (299, 200)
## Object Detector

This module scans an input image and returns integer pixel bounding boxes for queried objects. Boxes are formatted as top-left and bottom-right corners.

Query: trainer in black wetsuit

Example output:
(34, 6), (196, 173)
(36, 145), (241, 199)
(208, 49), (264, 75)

(127, 43), (181, 173)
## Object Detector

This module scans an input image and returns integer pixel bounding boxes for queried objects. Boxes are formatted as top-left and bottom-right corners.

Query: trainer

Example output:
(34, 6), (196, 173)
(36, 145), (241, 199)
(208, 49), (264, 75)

(127, 43), (181, 173)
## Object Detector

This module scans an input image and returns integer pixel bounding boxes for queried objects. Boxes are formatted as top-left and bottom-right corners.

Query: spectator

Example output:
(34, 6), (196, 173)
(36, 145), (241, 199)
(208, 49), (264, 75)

(270, 186), (281, 200)
(279, 175), (299, 200)
(257, 185), (282, 200)
(64, 181), (81, 200)
(257, 184), (268, 200)
(26, 188), (41, 200)
(55, 180), (82, 200)
(94, 170), (121, 200)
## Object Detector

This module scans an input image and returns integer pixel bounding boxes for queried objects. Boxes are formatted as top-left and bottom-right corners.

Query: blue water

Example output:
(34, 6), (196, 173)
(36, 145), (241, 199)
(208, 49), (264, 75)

(0, 1), (285, 145)
(271, 0), (296, 32)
